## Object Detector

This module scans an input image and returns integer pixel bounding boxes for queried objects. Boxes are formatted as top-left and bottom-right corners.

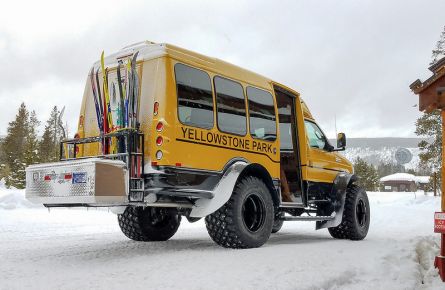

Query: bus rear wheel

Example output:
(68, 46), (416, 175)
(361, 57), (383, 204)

(205, 176), (274, 249)
(118, 206), (181, 241)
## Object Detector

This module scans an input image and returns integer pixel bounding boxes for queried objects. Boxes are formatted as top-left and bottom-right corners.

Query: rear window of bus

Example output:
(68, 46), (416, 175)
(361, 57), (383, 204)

(174, 63), (214, 129)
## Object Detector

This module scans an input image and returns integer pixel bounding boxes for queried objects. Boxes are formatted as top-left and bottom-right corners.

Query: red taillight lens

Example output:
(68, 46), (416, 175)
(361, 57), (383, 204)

(73, 133), (80, 153)
(156, 122), (164, 132)
(153, 102), (159, 116)
(156, 136), (163, 146)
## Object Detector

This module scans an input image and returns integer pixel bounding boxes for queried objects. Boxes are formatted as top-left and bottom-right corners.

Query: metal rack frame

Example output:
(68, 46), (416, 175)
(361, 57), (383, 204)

(59, 129), (145, 202)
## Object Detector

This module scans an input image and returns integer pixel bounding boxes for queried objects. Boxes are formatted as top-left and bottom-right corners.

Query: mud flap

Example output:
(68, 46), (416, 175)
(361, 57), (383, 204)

(316, 172), (355, 230)
(189, 161), (248, 218)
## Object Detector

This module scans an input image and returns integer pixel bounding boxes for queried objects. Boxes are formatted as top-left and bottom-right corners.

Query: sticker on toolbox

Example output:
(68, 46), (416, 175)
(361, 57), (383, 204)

(72, 172), (87, 184)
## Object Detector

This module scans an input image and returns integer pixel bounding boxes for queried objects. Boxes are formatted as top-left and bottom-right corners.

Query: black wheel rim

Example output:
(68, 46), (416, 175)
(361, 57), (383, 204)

(356, 199), (367, 227)
(242, 193), (266, 233)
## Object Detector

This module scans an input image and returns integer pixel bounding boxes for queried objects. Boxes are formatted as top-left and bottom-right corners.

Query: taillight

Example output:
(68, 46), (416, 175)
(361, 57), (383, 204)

(74, 133), (80, 153)
(153, 102), (159, 116)
(156, 136), (163, 146)
(156, 122), (164, 132)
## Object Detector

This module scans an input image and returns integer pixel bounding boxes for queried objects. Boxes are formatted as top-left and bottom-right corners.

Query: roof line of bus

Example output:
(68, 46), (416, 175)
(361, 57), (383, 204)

(95, 41), (302, 93)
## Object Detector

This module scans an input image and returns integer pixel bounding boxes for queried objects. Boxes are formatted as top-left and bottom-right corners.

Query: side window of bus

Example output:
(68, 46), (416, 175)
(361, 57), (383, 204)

(247, 87), (277, 141)
(214, 76), (247, 135)
(304, 120), (327, 150)
(174, 63), (214, 129)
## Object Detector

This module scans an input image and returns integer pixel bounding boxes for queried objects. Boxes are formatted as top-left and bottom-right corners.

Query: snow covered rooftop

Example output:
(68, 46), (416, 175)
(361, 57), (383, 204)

(416, 176), (431, 184)
(380, 173), (430, 183)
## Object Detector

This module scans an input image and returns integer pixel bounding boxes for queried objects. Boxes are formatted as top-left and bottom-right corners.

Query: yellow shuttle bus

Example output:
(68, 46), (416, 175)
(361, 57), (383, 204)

(26, 41), (370, 248)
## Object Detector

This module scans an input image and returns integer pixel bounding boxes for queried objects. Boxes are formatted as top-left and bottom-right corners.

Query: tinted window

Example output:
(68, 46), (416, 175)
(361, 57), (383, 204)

(214, 76), (247, 135)
(275, 90), (294, 150)
(175, 63), (214, 129)
(247, 87), (277, 141)
(304, 120), (327, 150)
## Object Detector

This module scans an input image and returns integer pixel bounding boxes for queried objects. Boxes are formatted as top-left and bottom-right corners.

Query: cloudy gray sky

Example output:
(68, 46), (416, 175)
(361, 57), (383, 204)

(0, 0), (444, 138)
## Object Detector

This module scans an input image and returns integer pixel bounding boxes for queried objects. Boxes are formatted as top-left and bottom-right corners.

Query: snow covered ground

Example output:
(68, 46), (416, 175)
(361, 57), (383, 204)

(0, 187), (444, 289)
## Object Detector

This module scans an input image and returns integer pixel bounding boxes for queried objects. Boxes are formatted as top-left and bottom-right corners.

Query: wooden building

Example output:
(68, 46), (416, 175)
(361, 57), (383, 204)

(411, 56), (445, 281)
(380, 173), (429, 192)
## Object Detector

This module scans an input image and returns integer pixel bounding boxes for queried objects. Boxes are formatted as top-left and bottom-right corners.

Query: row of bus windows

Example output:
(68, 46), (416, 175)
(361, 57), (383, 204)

(175, 63), (277, 141)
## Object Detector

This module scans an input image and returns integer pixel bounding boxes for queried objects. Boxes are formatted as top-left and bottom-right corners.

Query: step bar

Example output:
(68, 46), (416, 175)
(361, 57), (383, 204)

(281, 213), (336, 222)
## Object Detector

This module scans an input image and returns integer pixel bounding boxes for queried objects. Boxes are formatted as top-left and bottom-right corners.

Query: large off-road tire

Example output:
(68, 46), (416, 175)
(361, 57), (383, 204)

(205, 176), (274, 249)
(118, 206), (181, 241)
(328, 184), (370, 240)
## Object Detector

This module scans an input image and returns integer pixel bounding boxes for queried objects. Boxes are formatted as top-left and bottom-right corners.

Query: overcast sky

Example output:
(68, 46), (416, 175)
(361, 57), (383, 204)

(0, 0), (444, 138)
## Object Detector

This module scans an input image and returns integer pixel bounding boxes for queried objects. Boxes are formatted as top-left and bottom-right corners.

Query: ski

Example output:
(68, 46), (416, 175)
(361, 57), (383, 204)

(89, 67), (103, 134)
(95, 67), (104, 120)
(116, 61), (127, 153)
(116, 62), (126, 129)
(100, 51), (113, 154)
(126, 58), (133, 128)
(130, 51), (139, 128)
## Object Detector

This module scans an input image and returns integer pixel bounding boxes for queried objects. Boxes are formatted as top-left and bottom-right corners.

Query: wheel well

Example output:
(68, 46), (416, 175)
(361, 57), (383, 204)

(348, 174), (358, 187)
(237, 163), (280, 208)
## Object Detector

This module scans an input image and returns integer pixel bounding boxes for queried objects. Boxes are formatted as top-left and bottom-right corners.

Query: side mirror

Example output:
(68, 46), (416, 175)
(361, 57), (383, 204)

(337, 132), (346, 149)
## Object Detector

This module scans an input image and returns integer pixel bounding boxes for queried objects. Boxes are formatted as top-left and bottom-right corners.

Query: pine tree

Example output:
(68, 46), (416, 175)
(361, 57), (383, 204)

(39, 106), (64, 163)
(2, 103), (30, 188)
(354, 157), (380, 191)
(415, 110), (442, 193)
(377, 161), (398, 178)
(24, 111), (40, 165)
(431, 25), (445, 65)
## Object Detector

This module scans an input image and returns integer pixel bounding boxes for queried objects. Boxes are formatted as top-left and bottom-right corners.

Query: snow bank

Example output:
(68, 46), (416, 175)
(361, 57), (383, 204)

(0, 180), (41, 209)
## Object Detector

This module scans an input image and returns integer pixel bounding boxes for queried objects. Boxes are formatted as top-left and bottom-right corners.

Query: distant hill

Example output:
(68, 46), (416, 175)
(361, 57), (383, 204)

(329, 137), (424, 150)
(329, 137), (426, 170)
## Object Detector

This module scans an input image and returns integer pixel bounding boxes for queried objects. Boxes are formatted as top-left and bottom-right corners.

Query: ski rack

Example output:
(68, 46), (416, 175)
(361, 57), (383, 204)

(59, 129), (145, 203)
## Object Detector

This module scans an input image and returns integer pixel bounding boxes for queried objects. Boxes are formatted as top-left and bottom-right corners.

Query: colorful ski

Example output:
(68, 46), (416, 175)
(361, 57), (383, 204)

(130, 51), (139, 128)
(100, 51), (114, 153)
(95, 67), (103, 118)
(89, 67), (103, 133)
(100, 51), (113, 131)
(116, 62), (126, 129)
(126, 58), (133, 128)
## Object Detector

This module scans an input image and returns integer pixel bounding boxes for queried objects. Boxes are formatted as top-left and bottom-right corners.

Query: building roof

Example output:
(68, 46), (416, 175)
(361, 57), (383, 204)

(410, 56), (445, 111)
(380, 173), (430, 183)
(416, 176), (431, 184)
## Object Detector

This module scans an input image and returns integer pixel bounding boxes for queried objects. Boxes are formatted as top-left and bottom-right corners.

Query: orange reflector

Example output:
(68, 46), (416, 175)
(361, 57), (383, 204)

(153, 102), (159, 116)
(175, 162), (182, 167)
(151, 161), (158, 166)
(156, 136), (163, 146)
(156, 122), (164, 132)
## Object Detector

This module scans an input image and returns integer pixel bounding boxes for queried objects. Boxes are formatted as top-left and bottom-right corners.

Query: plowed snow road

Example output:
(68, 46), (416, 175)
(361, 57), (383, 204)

(0, 192), (442, 289)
